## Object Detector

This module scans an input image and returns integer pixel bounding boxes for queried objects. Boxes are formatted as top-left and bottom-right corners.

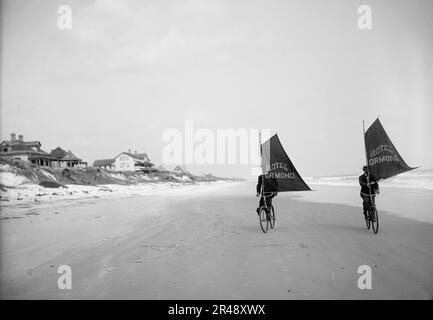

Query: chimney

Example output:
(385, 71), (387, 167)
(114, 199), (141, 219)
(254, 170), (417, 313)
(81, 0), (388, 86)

(18, 134), (23, 142)
(128, 149), (131, 154)
(135, 150), (137, 155)
(11, 133), (16, 142)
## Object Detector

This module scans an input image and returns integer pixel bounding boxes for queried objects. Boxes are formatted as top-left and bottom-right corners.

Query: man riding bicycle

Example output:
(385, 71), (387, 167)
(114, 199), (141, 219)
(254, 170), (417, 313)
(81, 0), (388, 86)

(256, 174), (277, 215)
(359, 165), (380, 219)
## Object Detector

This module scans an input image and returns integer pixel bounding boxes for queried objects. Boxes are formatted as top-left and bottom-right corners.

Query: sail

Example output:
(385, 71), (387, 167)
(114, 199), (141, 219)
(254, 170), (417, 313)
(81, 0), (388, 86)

(260, 134), (311, 192)
(365, 118), (416, 180)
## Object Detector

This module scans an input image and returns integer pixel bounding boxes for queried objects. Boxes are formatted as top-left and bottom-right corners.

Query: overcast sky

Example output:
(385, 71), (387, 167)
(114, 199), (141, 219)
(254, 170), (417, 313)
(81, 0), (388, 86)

(1, 0), (432, 179)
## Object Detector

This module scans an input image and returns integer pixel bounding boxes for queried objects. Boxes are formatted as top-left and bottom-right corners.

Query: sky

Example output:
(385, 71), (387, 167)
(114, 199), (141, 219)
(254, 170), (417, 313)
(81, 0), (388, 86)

(1, 0), (432, 179)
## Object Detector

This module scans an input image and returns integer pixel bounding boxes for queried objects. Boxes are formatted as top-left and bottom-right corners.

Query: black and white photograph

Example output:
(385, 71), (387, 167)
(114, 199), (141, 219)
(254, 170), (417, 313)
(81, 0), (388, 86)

(0, 0), (432, 303)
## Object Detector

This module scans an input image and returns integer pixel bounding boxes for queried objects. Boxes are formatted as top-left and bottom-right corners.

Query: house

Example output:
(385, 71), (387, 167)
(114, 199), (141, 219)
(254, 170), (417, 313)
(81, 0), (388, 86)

(50, 147), (87, 168)
(114, 150), (155, 172)
(173, 165), (188, 174)
(0, 133), (57, 166)
(93, 150), (156, 173)
(93, 159), (115, 170)
(0, 134), (87, 168)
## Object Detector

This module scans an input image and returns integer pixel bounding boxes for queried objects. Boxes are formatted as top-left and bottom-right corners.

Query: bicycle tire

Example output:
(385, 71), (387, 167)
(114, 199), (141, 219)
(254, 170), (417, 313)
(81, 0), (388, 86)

(371, 207), (379, 234)
(259, 207), (268, 233)
(269, 205), (275, 229)
(365, 213), (370, 230)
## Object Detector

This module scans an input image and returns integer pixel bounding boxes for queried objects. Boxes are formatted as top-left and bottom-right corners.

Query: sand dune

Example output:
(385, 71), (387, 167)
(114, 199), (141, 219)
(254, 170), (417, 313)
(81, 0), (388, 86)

(0, 182), (432, 299)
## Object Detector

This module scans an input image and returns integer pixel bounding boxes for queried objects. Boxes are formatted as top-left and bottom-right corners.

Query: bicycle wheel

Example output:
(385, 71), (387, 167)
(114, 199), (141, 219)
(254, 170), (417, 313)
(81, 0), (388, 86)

(259, 207), (268, 233)
(269, 205), (275, 229)
(365, 212), (370, 230)
(371, 207), (379, 234)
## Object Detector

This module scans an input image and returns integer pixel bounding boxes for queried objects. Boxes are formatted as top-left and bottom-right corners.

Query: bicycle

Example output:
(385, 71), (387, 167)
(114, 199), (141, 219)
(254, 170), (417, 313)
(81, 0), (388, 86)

(258, 193), (276, 233)
(364, 193), (379, 234)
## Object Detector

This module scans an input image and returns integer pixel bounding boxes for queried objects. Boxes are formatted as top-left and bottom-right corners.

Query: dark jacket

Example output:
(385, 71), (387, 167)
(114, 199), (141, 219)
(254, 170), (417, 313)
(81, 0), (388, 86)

(256, 175), (277, 195)
(359, 173), (379, 195)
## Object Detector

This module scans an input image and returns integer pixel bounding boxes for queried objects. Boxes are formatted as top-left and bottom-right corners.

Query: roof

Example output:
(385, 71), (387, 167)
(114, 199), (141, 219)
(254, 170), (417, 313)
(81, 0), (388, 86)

(30, 149), (58, 159)
(0, 140), (41, 154)
(156, 165), (168, 172)
(0, 140), (41, 147)
(0, 141), (82, 161)
(50, 147), (81, 161)
(114, 152), (150, 161)
(173, 165), (187, 173)
(50, 147), (68, 158)
(10, 144), (31, 151)
(0, 150), (56, 160)
(62, 150), (81, 161)
(136, 152), (149, 160)
(93, 159), (115, 166)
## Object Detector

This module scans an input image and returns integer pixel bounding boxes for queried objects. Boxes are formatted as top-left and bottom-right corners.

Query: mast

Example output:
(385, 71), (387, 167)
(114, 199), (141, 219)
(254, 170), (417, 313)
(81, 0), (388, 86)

(259, 131), (264, 197)
(363, 120), (373, 200)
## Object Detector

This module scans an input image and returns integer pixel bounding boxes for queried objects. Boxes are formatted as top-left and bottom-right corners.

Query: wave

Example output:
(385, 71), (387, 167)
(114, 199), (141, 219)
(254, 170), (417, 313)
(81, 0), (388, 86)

(305, 169), (433, 190)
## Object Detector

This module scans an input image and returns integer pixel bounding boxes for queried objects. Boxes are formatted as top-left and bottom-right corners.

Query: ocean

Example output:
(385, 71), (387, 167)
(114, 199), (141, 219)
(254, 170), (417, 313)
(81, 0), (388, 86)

(305, 169), (433, 190)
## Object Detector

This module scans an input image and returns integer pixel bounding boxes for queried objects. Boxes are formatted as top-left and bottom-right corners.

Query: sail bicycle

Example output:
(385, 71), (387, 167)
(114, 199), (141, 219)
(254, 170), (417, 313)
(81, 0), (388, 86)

(362, 118), (416, 234)
(257, 133), (311, 233)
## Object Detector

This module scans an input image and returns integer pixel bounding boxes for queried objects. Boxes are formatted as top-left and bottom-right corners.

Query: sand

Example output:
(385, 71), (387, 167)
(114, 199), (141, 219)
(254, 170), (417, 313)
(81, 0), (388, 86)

(0, 182), (432, 299)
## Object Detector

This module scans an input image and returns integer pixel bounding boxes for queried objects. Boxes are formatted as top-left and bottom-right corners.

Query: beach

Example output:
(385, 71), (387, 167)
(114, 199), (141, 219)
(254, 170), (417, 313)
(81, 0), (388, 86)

(0, 181), (432, 299)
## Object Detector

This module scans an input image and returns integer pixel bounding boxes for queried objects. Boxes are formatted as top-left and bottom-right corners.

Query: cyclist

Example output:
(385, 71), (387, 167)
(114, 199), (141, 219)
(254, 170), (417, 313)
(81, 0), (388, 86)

(359, 165), (380, 220)
(256, 174), (277, 215)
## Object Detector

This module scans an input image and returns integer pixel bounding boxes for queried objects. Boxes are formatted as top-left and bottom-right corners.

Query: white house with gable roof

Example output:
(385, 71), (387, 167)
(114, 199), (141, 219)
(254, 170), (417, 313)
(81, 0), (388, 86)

(113, 150), (154, 172)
